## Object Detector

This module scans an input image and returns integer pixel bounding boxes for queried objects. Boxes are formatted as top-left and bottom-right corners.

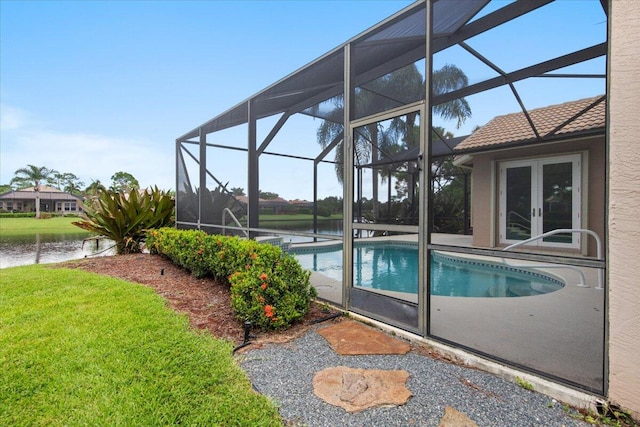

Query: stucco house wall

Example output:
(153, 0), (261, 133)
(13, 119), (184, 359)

(608, 0), (640, 417)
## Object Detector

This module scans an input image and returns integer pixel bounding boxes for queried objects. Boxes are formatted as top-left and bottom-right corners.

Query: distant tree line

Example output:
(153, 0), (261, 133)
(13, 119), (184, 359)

(229, 187), (343, 217)
(1, 165), (142, 196)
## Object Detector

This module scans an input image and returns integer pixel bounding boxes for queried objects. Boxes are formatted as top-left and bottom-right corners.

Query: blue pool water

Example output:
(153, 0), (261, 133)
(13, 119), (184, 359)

(292, 243), (564, 297)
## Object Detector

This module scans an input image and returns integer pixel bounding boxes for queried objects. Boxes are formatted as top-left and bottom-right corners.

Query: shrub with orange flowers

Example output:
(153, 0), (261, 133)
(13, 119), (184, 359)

(146, 227), (317, 330)
(145, 228), (282, 282)
(229, 255), (316, 330)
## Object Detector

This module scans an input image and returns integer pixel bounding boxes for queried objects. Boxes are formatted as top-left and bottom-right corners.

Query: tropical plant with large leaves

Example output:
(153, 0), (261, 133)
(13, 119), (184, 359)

(73, 187), (174, 254)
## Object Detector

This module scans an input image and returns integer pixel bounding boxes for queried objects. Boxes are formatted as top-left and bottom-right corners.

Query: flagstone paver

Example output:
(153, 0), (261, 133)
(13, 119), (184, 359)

(317, 320), (411, 355)
(438, 406), (480, 427)
(313, 366), (412, 412)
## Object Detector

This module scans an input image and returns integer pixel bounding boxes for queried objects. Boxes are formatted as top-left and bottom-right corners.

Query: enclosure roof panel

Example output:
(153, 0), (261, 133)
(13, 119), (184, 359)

(454, 95), (606, 152)
(179, 0), (489, 141)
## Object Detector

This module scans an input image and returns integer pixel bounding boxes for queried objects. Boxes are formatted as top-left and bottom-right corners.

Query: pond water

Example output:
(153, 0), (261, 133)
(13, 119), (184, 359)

(0, 234), (116, 269)
(0, 219), (343, 269)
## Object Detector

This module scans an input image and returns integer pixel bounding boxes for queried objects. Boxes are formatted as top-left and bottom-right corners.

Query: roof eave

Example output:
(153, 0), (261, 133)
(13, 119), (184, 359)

(453, 127), (606, 156)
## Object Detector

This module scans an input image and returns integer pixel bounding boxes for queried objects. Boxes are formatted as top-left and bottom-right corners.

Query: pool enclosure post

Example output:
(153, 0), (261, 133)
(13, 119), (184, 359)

(342, 42), (354, 310)
(247, 99), (259, 238)
(417, 0), (434, 337)
(198, 128), (207, 230)
(175, 139), (180, 225)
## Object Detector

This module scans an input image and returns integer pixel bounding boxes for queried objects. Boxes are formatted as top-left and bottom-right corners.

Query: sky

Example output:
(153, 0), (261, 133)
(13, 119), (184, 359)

(1, 0), (606, 199)
(0, 0), (414, 192)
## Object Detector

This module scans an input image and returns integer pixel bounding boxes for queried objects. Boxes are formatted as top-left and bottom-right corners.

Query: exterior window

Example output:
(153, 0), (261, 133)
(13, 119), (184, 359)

(6, 202), (13, 211)
(499, 154), (582, 249)
(61, 202), (77, 212)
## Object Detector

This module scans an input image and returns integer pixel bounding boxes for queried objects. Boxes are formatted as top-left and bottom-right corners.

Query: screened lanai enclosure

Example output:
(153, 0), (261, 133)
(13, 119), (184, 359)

(176, 0), (608, 395)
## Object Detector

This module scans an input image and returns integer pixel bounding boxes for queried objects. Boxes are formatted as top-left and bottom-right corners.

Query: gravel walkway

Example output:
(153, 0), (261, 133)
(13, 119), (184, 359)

(238, 323), (590, 427)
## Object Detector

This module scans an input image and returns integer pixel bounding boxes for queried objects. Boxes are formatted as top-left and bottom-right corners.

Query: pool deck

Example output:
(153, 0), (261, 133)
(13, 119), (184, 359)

(293, 233), (605, 395)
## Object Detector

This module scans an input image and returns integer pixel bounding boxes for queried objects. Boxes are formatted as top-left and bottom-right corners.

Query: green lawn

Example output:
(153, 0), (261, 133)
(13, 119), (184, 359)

(0, 265), (283, 426)
(0, 217), (93, 237)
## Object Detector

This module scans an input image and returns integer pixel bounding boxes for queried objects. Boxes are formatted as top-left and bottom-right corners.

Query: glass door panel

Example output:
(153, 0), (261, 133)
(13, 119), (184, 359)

(505, 166), (532, 241)
(542, 162), (573, 243)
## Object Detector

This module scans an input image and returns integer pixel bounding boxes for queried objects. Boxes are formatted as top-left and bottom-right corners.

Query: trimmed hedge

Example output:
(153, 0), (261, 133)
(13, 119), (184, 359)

(0, 212), (81, 218)
(146, 228), (316, 330)
(0, 212), (37, 218)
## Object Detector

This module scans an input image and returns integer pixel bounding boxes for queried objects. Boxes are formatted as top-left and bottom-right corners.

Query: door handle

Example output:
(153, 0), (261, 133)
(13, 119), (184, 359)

(532, 208), (535, 217)
(539, 208), (542, 217)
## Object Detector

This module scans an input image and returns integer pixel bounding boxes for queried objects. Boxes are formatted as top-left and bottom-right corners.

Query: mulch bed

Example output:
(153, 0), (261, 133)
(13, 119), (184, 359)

(59, 253), (341, 348)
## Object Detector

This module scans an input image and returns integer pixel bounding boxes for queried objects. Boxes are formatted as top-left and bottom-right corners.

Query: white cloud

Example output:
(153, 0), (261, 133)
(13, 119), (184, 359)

(0, 104), (31, 131)
(1, 107), (174, 190)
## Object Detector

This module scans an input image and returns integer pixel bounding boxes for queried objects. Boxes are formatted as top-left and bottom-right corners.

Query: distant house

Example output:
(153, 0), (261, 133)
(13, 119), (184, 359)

(234, 195), (293, 214)
(453, 95), (605, 257)
(0, 186), (83, 214)
(289, 199), (314, 208)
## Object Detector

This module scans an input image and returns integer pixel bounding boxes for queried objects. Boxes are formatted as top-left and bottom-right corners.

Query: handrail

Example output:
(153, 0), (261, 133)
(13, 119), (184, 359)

(502, 228), (603, 290)
(222, 208), (249, 238)
(503, 228), (602, 260)
(506, 210), (531, 232)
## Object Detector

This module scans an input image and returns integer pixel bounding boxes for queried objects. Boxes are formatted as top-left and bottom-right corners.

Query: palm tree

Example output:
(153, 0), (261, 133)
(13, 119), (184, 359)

(52, 172), (84, 194)
(85, 180), (106, 197)
(64, 181), (84, 195)
(10, 165), (56, 218)
(317, 63), (471, 222)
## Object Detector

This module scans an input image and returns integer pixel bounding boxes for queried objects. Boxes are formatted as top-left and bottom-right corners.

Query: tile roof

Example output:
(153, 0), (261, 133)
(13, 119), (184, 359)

(0, 186), (82, 201)
(454, 95), (606, 152)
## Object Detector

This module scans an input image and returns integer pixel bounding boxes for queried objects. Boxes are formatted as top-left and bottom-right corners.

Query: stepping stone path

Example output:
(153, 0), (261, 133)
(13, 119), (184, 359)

(314, 320), (479, 425)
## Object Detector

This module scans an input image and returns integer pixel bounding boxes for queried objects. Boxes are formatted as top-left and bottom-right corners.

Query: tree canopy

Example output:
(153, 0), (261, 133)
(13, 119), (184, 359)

(52, 172), (84, 195)
(317, 63), (471, 185)
(4, 166), (144, 197)
(258, 191), (279, 200)
(110, 171), (140, 193)
(10, 165), (56, 191)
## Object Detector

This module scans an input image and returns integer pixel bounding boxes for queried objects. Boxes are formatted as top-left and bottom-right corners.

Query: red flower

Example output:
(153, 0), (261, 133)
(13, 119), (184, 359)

(261, 283), (267, 290)
(259, 273), (268, 281)
(264, 305), (274, 318)
(250, 252), (258, 260)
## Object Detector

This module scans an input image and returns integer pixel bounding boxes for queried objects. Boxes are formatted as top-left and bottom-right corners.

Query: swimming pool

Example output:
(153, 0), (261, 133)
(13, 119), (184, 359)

(291, 243), (564, 298)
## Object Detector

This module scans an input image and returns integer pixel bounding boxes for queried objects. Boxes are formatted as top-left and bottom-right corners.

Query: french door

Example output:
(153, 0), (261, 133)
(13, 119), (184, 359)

(499, 154), (582, 249)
